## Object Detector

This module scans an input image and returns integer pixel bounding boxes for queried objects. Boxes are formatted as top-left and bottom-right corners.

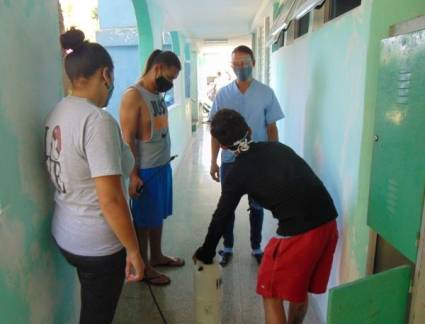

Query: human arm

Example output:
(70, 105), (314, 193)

(267, 122), (279, 141)
(194, 171), (245, 263)
(85, 114), (144, 281)
(209, 96), (221, 182)
(210, 136), (220, 182)
(120, 89), (143, 197)
(265, 90), (284, 141)
(95, 176), (144, 281)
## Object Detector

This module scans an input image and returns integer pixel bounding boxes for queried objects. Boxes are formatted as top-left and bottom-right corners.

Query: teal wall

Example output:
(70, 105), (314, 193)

(269, 0), (425, 320)
(271, 2), (372, 285)
(145, 0), (166, 49)
(0, 1), (78, 323)
(132, 0), (154, 68)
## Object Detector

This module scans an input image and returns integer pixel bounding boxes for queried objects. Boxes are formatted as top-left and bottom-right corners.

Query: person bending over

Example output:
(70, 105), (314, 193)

(194, 109), (338, 324)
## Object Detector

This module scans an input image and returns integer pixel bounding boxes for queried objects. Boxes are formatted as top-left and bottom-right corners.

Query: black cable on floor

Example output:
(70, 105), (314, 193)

(146, 281), (168, 324)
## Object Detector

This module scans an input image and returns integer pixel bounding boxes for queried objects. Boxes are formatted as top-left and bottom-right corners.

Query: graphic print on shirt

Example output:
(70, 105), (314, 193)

(151, 98), (168, 138)
(45, 125), (66, 193)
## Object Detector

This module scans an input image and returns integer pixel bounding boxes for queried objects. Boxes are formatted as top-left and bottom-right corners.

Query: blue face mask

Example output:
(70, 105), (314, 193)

(233, 66), (253, 81)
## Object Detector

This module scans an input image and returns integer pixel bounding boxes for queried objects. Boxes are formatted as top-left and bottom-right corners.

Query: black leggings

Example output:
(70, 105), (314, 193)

(59, 248), (126, 324)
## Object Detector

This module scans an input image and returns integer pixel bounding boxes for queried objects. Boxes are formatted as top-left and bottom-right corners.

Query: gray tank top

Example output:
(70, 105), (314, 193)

(132, 84), (171, 169)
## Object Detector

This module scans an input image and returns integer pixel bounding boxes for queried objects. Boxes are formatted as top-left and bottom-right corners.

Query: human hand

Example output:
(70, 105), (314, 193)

(125, 250), (145, 282)
(129, 174), (144, 198)
(210, 162), (220, 182)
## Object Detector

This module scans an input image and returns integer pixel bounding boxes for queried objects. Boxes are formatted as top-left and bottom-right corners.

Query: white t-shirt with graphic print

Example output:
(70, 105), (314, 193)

(44, 96), (134, 256)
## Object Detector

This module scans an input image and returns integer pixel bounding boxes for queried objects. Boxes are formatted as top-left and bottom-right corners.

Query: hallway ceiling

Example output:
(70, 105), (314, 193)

(152, 0), (266, 40)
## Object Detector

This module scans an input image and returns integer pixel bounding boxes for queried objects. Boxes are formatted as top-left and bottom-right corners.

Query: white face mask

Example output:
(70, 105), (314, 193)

(230, 132), (252, 155)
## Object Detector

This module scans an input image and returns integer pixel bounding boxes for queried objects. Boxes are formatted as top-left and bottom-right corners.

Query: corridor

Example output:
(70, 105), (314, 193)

(113, 125), (321, 324)
(1, 0), (425, 323)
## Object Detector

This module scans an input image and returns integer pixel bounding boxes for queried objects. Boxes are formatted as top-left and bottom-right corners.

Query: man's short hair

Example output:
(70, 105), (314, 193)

(210, 109), (249, 149)
(232, 45), (255, 63)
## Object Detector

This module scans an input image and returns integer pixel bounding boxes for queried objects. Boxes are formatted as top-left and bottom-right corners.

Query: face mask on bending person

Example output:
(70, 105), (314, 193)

(229, 131), (253, 155)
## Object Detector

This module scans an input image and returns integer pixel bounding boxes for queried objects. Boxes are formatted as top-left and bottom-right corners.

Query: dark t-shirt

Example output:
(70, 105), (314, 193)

(196, 142), (338, 263)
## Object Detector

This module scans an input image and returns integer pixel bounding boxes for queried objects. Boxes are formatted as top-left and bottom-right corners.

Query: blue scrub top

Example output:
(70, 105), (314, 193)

(209, 79), (284, 163)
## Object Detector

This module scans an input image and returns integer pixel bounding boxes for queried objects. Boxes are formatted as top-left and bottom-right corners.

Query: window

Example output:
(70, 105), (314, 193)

(293, 0), (325, 20)
(270, 0), (296, 51)
(329, 0), (361, 20)
(273, 29), (286, 51)
(270, 0), (326, 47)
(295, 13), (310, 38)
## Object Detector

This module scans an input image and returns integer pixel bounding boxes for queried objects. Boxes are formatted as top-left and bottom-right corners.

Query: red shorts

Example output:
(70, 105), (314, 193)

(256, 219), (338, 303)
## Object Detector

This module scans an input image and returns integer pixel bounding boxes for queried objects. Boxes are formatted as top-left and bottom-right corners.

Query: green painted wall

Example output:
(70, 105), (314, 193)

(0, 1), (79, 323)
(145, 0), (166, 49)
(132, 0), (154, 68)
(269, 0), (425, 320)
(184, 42), (191, 61)
(271, 2), (372, 285)
(171, 31), (181, 56)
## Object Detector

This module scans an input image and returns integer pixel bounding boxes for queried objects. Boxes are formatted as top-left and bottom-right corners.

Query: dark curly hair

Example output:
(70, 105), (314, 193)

(210, 109), (250, 149)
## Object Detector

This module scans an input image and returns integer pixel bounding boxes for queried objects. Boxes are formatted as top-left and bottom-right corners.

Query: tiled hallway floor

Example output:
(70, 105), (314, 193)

(114, 125), (322, 324)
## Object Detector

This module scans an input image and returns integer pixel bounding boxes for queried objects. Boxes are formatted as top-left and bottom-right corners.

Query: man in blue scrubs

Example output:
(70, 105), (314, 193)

(209, 45), (284, 266)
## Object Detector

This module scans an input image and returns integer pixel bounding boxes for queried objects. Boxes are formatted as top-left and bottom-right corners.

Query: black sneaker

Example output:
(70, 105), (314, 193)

(218, 250), (233, 267)
(252, 252), (263, 265)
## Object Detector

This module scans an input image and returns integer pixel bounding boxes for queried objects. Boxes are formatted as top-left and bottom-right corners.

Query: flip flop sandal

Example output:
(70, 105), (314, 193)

(151, 257), (186, 268)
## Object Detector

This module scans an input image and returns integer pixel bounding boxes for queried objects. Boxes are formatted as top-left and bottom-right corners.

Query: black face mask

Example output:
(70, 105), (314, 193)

(155, 76), (173, 93)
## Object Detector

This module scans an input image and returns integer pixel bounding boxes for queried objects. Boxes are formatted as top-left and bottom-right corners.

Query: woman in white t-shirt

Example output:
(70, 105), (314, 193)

(44, 28), (144, 324)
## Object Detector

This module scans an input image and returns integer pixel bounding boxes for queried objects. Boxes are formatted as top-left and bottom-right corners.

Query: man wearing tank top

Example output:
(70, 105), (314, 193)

(120, 50), (185, 285)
